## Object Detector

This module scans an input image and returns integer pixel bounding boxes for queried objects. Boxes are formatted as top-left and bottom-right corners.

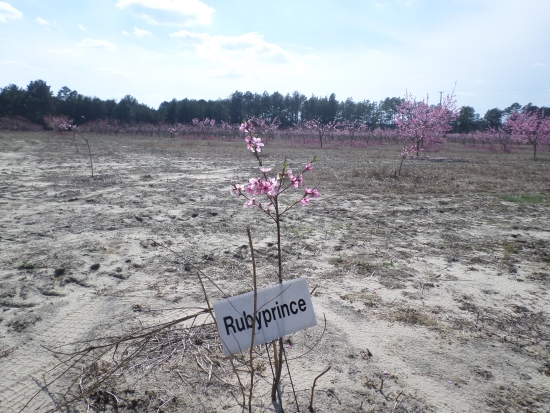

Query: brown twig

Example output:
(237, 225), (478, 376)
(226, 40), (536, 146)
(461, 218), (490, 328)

(308, 365), (332, 411)
(392, 391), (404, 412)
(24, 310), (210, 412)
(230, 358), (247, 407)
(287, 314), (327, 361)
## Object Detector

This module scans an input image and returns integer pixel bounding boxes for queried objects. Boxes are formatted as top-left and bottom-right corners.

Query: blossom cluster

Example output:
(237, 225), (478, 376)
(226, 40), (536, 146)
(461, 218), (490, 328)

(240, 120), (265, 152)
(400, 145), (418, 159)
(232, 120), (318, 214)
(44, 115), (74, 132)
(231, 165), (318, 210)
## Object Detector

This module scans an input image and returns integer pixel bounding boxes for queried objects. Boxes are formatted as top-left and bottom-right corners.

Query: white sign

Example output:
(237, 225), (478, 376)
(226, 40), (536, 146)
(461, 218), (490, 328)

(213, 278), (317, 355)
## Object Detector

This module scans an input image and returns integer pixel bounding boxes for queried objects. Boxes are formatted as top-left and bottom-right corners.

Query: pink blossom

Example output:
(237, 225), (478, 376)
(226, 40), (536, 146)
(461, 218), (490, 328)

(260, 167), (272, 173)
(231, 184), (244, 197)
(244, 198), (255, 208)
(401, 145), (417, 159)
(305, 187), (319, 198)
(266, 178), (280, 196)
(243, 176), (280, 198)
(245, 136), (264, 152)
(304, 163), (312, 171)
(240, 120), (254, 133)
(245, 178), (260, 195)
(291, 174), (303, 188)
(300, 198), (309, 206)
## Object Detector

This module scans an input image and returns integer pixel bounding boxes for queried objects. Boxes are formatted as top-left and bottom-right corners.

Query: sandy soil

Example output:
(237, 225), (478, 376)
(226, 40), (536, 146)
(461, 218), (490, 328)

(1, 132), (549, 412)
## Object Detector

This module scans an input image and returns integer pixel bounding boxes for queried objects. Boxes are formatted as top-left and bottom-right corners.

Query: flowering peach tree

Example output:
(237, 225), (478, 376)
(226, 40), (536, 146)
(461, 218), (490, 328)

(505, 109), (550, 160)
(304, 118), (336, 148)
(393, 91), (457, 176)
(230, 118), (318, 401)
(44, 115), (73, 133)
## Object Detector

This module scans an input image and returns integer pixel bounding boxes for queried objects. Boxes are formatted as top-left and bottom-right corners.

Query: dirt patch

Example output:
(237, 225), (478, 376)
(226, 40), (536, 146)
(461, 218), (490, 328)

(0, 132), (549, 412)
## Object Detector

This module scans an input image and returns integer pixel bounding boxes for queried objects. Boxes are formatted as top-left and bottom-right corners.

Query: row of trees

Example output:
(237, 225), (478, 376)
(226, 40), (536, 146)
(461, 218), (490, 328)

(448, 110), (550, 160)
(452, 103), (550, 133)
(0, 80), (404, 128)
(37, 108), (549, 158)
(5, 79), (547, 131)
(394, 92), (550, 162)
(0, 81), (159, 125)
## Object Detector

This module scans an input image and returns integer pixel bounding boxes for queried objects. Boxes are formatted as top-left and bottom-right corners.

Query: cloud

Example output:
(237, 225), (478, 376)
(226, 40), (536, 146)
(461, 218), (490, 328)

(170, 30), (291, 64)
(116, 0), (214, 26)
(36, 17), (50, 29)
(132, 27), (152, 36)
(50, 48), (85, 57)
(169, 30), (307, 82)
(532, 62), (550, 67)
(78, 38), (118, 51)
(0, 1), (23, 22)
(79, 24), (85, 31)
(0, 59), (28, 67)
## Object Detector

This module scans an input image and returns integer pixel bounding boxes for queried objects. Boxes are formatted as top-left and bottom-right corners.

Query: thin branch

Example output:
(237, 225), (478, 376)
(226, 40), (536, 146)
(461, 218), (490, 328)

(308, 365), (332, 412)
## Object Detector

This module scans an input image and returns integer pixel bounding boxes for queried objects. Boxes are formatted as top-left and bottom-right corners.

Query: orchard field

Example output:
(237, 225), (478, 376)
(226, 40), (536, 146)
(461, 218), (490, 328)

(1, 131), (549, 412)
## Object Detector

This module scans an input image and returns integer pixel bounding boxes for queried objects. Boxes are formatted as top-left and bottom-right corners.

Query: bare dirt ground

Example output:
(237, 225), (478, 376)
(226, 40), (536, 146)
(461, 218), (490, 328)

(1, 132), (549, 413)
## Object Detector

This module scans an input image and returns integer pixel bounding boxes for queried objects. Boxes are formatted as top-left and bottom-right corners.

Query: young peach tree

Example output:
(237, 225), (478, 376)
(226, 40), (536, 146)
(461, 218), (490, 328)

(230, 119), (318, 401)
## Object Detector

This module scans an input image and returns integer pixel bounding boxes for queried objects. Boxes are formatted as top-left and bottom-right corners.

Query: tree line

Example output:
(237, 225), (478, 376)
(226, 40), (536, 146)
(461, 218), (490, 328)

(1, 79), (547, 131)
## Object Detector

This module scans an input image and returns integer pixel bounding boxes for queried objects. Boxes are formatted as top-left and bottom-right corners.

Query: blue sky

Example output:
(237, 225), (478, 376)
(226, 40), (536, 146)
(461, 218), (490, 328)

(1, 0), (549, 115)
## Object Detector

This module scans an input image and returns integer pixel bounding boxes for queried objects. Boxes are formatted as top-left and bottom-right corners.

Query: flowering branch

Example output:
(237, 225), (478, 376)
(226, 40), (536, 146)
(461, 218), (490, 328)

(232, 120), (318, 221)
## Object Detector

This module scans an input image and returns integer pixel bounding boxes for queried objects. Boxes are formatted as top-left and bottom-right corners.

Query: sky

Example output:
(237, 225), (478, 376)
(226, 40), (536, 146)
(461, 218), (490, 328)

(1, 0), (549, 115)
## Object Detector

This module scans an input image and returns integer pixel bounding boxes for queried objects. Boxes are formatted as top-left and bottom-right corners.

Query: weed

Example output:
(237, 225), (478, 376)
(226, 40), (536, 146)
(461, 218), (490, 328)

(394, 307), (438, 328)
(503, 242), (518, 254)
(329, 256), (344, 264)
(18, 261), (40, 270)
(354, 259), (368, 267)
